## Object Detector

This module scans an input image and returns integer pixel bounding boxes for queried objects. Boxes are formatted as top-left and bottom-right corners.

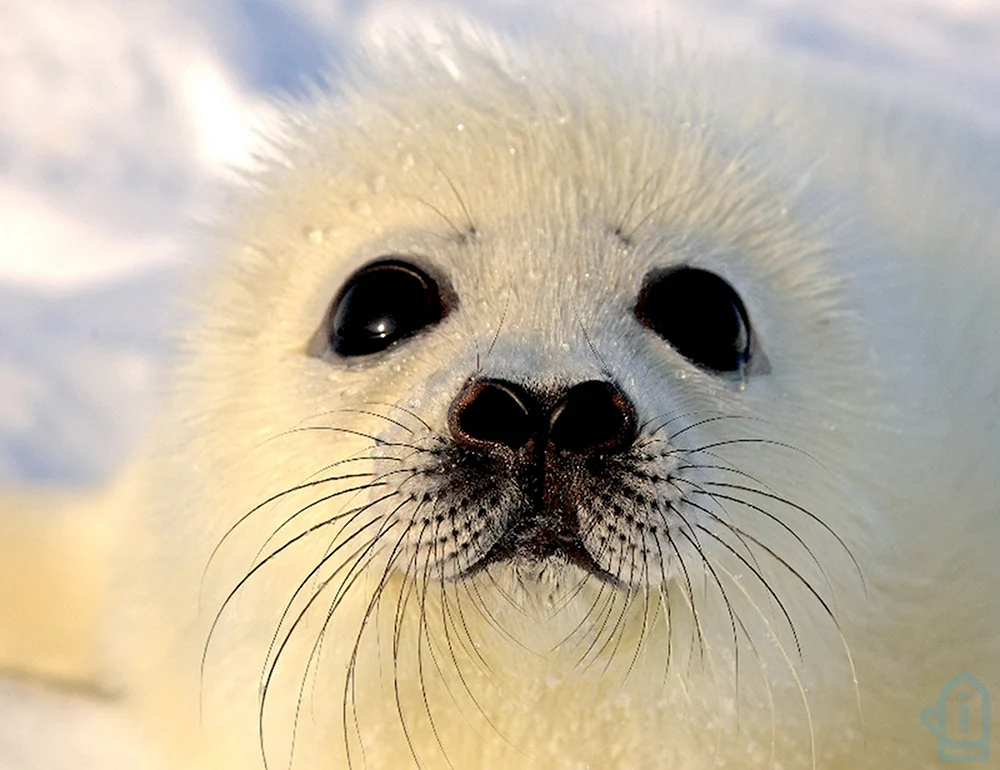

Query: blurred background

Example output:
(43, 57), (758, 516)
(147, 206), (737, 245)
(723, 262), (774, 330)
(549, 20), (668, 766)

(1, 0), (998, 485)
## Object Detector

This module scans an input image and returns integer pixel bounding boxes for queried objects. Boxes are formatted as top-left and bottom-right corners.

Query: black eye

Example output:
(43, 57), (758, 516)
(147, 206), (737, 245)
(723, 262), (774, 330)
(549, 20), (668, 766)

(329, 259), (446, 356)
(634, 266), (753, 373)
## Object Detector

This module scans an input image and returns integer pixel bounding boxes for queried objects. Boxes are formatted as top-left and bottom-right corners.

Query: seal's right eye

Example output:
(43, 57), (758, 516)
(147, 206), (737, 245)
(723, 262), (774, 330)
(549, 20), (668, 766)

(329, 259), (446, 356)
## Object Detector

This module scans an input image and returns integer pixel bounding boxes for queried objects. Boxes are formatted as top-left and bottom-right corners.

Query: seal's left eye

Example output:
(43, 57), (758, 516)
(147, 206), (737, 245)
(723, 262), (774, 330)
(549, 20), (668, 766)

(634, 266), (754, 374)
(330, 259), (446, 356)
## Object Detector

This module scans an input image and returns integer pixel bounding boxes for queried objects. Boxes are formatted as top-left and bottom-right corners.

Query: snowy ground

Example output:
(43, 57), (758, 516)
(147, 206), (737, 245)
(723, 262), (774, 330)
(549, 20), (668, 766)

(2, 0), (999, 483)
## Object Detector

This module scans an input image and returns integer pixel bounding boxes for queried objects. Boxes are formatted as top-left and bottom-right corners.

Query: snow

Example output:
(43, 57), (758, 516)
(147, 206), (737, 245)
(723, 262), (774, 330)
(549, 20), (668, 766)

(1, 0), (999, 482)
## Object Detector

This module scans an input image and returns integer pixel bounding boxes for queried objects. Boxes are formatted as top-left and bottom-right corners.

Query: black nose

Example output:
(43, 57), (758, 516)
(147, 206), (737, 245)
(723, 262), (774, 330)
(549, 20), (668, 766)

(448, 377), (636, 456)
(549, 380), (636, 454)
(449, 379), (535, 451)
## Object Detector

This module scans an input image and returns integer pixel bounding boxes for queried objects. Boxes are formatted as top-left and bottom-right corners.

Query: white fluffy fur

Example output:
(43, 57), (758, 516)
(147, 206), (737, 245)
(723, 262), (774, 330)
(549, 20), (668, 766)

(4, 32), (1000, 770)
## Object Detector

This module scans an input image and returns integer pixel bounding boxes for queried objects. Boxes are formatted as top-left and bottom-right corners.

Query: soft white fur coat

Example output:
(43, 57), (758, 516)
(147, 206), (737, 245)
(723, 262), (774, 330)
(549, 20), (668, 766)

(1, 31), (999, 770)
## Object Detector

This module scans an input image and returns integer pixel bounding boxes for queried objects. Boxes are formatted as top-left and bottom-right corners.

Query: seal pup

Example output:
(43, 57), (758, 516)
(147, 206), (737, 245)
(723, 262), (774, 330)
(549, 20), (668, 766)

(3, 30), (1000, 770)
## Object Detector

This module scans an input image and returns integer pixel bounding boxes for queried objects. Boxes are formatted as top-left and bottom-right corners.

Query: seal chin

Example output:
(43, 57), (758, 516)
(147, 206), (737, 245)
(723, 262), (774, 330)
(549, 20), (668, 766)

(452, 514), (625, 587)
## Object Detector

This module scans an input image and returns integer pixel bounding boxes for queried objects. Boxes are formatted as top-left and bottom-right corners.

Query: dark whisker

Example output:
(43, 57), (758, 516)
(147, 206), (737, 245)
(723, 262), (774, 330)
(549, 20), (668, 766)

(657, 506), (706, 669)
(430, 157), (477, 236)
(636, 409), (707, 438)
(691, 522), (803, 661)
(698, 481), (864, 586)
(253, 470), (419, 565)
(343, 517), (419, 770)
(575, 525), (635, 671)
(334, 408), (417, 434)
(576, 318), (612, 378)
(266, 425), (435, 455)
(594, 533), (640, 675)
(624, 501), (653, 681)
(414, 518), (456, 765)
(680, 482), (828, 591)
(258, 523), (387, 770)
(404, 194), (467, 240)
(665, 480), (768, 578)
(391, 520), (433, 770)
(359, 401), (435, 433)
(685, 437), (822, 468)
(202, 469), (379, 590)
(674, 462), (776, 494)
(284, 524), (395, 770)
(668, 414), (755, 441)
(201, 491), (399, 699)
(261, 497), (415, 688)
(622, 185), (694, 241)
(476, 296), (510, 373)
(650, 530), (674, 685)
(614, 168), (662, 240)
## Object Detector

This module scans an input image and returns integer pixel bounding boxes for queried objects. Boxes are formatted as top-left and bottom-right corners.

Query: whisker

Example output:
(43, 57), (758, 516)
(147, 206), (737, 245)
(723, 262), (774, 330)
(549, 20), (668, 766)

(666, 479), (768, 577)
(343, 517), (419, 770)
(261, 497), (415, 688)
(201, 491), (400, 701)
(623, 185), (694, 242)
(576, 527), (635, 671)
(595, 533), (641, 675)
(391, 521), (432, 769)
(710, 557), (816, 770)
(614, 168), (661, 239)
(202, 469), (379, 591)
(258, 524), (387, 770)
(622, 511), (652, 681)
(476, 296), (510, 373)
(435, 584), (492, 729)
(698, 481), (864, 586)
(334, 408), (418, 434)
(403, 193), (467, 240)
(668, 414), (756, 441)
(694, 516), (861, 720)
(657, 507), (705, 668)
(650, 532), (674, 687)
(430, 156), (477, 236)
(414, 528), (460, 769)
(253, 471), (419, 565)
(673, 462), (776, 494)
(681, 483), (830, 594)
(360, 401), (435, 433)
(692, 522), (803, 661)
(284, 525), (394, 770)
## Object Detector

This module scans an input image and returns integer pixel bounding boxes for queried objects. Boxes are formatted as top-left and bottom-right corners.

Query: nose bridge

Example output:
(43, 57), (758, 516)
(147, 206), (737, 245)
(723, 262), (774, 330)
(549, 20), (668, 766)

(466, 327), (610, 388)
(468, 245), (622, 360)
(455, 233), (636, 388)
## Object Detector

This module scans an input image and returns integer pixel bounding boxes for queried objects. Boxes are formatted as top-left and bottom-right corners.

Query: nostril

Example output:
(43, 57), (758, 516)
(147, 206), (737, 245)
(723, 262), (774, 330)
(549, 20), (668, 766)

(549, 380), (637, 454)
(449, 379), (534, 451)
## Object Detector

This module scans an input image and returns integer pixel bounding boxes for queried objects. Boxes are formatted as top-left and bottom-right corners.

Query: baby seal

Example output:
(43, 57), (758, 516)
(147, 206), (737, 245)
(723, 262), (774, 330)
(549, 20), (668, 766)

(3, 30), (1000, 770)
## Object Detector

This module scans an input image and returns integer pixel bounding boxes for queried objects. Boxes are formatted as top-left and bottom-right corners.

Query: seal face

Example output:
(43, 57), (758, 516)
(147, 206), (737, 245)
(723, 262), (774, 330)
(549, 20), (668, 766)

(125, 36), (1000, 770)
(311, 257), (776, 590)
(317, 252), (780, 590)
